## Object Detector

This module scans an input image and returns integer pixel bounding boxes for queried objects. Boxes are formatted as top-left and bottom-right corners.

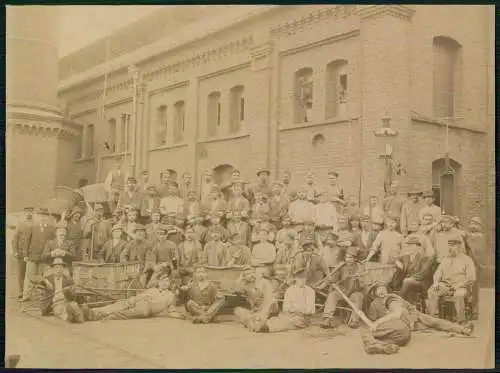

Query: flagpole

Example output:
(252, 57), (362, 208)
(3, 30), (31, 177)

(96, 35), (111, 184)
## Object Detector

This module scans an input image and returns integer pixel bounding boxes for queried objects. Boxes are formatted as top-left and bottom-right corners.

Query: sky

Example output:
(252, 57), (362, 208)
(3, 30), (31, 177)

(58, 6), (165, 57)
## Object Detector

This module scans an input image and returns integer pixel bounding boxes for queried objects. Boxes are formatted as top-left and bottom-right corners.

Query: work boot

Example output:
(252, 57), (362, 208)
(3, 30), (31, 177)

(349, 320), (360, 329)
(320, 318), (338, 329)
(461, 322), (474, 336)
(192, 316), (204, 324)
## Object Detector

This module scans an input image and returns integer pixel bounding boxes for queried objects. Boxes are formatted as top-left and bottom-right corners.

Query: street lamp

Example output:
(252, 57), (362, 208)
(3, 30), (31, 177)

(374, 114), (399, 194)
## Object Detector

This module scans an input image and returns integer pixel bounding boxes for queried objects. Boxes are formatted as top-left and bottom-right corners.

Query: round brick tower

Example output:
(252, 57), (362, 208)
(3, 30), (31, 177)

(6, 6), (80, 212)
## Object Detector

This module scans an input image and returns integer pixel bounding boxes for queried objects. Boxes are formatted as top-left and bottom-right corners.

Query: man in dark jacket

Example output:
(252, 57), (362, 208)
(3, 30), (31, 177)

(391, 234), (433, 302)
(12, 207), (34, 298)
(41, 225), (74, 275)
(21, 208), (55, 302)
(39, 258), (84, 323)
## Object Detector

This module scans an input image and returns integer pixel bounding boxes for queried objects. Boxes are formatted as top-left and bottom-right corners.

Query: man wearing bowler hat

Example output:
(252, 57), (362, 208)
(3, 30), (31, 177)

(12, 206), (34, 299)
(400, 190), (424, 237)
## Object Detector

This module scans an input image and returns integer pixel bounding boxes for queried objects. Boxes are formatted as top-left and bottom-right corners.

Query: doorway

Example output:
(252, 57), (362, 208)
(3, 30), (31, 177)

(212, 164), (235, 185)
(432, 157), (462, 215)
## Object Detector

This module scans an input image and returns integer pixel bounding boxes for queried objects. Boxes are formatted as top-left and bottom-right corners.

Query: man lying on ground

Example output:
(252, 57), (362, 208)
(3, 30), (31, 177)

(361, 283), (474, 355)
(81, 265), (184, 321)
(180, 265), (227, 324)
(233, 265), (279, 332)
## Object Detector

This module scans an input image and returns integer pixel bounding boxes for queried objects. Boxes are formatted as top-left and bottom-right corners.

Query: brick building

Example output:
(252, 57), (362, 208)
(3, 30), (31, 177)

(57, 5), (494, 232)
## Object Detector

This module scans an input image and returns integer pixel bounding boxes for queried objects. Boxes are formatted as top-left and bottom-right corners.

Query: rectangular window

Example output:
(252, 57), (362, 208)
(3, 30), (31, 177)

(207, 92), (221, 137)
(86, 124), (95, 157)
(120, 114), (127, 152)
(156, 106), (168, 146)
(108, 118), (116, 153)
(339, 74), (348, 103)
(240, 97), (245, 121)
(217, 102), (221, 126)
(76, 132), (83, 159)
(173, 101), (185, 144)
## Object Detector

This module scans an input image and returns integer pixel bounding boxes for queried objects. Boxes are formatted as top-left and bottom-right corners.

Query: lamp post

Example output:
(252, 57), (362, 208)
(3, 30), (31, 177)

(128, 65), (141, 179)
(374, 114), (399, 194)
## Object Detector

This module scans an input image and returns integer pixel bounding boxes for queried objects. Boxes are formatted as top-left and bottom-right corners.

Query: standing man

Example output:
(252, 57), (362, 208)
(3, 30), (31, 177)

(12, 207), (34, 299)
(138, 170), (151, 193)
(118, 177), (143, 210)
(363, 195), (385, 226)
(465, 216), (487, 319)
(268, 181), (289, 231)
(82, 204), (112, 260)
(250, 168), (273, 204)
(382, 181), (406, 229)
(21, 208), (55, 302)
(281, 170), (292, 198)
(419, 191), (442, 224)
(159, 184), (185, 217)
(400, 190), (423, 237)
(139, 185), (161, 224)
(179, 172), (194, 203)
(104, 157), (126, 194)
(324, 170), (345, 213)
(365, 217), (403, 265)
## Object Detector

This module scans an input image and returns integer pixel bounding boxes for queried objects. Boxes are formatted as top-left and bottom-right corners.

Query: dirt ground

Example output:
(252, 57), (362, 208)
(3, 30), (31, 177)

(5, 253), (495, 369)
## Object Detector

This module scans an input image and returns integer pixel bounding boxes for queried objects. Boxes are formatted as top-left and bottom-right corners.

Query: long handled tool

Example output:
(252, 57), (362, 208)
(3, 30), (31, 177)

(330, 282), (374, 329)
(313, 261), (346, 288)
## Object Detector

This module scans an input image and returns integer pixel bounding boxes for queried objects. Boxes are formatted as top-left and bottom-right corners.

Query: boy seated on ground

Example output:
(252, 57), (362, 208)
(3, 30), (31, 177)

(180, 265), (227, 324)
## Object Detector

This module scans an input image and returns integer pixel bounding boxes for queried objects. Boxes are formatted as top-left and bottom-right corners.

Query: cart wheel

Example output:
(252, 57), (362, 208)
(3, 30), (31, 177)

(126, 277), (143, 298)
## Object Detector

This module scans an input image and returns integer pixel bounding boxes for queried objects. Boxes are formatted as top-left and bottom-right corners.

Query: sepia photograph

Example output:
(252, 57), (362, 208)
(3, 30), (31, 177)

(5, 4), (495, 369)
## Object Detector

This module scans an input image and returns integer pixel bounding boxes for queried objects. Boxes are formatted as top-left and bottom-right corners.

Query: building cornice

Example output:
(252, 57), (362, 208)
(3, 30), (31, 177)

(148, 81), (189, 98)
(270, 5), (357, 39)
(356, 5), (416, 22)
(7, 111), (82, 140)
(198, 62), (251, 82)
(280, 29), (360, 57)
(58, 6), (277, 94)
(411, 115), (487, 134)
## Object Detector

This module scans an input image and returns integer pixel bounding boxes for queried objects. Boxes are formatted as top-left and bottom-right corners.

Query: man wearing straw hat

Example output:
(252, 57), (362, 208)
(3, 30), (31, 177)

(39, 258), (84, 323)
(261, 266), (316, 333)
(321, 246), (365, 329)
(21, 207), (55, 302)
(233, 265), (279, 332)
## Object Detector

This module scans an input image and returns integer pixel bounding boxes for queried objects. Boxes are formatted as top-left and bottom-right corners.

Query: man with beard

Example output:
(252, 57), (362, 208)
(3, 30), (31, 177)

(21, 208), (55, 302)
(181, 265), (227, 324)
(361, 283), (474, 355)
(12, 207), (34, 299)
(391, 235), (433, 302)
(290, 235), (329, 287)
(435, 215), (465, 264)
(233, 265), (279, 332)
(41, 224), (74, 274)
(99, 224), (128, 263)
(82, 203), (112, 260)
(427, 237), (476, 324)
(39, 258), (84, 323)
(321, 246), (365, 329)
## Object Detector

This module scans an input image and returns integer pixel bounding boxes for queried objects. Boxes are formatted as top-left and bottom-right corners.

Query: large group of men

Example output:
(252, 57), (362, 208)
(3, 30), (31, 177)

(12, 161), (488, 355)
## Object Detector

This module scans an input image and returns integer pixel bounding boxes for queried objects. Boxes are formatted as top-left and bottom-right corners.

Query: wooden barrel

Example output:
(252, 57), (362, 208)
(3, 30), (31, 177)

(364, 262), (397, 287)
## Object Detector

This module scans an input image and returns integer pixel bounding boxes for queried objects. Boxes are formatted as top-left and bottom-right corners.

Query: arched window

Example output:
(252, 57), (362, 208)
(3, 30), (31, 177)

(229, 85), (245, 134)
(156, 105), (168, 146)
(433, 36), (463, 118)
(207, 91), (221, 137)
(173, 100), (185, 144)
(325, 60), (348, 119)
(107, 118), (117, 153)
(294, 68), (313, 124)
(86, 124), (95, 157)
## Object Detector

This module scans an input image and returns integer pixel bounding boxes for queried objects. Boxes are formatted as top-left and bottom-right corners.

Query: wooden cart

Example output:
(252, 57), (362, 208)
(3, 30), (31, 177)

(72, 261), (144, 308)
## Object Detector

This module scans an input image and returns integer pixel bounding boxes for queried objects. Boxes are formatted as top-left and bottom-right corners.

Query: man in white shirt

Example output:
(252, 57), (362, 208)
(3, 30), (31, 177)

(365, 217), (403, 264)
(288, 188), (314, 231)
(427, 237), (476, 324)
(313, 191), (339, 242)
(160, 184), (185, 217)
(363, 195), (385, 225)
(104, 159), (125, 194)
(263, 266), (316, 332)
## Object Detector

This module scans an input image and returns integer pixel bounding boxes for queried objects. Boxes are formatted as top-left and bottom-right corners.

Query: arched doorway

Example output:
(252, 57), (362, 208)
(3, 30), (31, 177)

(212, 164), (235, 185)
(432, 157), (462, 215)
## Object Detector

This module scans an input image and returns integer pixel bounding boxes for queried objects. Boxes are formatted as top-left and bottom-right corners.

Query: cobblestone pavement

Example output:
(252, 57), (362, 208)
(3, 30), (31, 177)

(5, 253), (494, 369)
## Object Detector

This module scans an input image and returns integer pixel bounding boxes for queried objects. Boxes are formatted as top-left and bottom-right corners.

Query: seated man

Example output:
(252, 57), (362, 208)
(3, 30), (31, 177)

(180, 266), (227, 324)
(39, 258), (84, 323)
(391, 234), (433, 302)
(99, 224), (128, 263)
(321, 246), (365, 329)
(224, 232), (252, 266)
(427, 237), (476, 324)
(262, 266), (316, 333)
(290, 235), (329, 287)
(361, 283), (474, 355)
(233, 265), (279, 332)
(82, 270), (183, 321)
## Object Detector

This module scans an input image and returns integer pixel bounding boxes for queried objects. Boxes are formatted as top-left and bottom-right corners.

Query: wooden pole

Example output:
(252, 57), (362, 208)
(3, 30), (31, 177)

(331, 283), (374, 328)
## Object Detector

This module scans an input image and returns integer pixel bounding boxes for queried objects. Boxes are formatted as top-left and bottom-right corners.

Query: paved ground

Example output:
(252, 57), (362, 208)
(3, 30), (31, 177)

(5, 252), (495, 369)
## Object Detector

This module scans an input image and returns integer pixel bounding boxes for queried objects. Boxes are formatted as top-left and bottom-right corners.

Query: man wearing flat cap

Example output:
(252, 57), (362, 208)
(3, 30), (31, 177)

(263, 266), (316, 333)
(21, 207), (56, 302)
(82, 203), (112, 260)
(427, 237), (476, 324)
(391, 234), (433, 303)
(99, 224), (128, 263)
(139, 184), (161, 225)
(324, 169), (346, 213)
(290, 234), (329, 287)
(248, 168), (273, 205)
(435, 214), (465, 264)
(120, 224), (154, 272)
(118, 176), (142, 210)
(322, 246), (365, 329)
(400, 190), (423, 237)
(382, 180), (406, 230)
(12, 207), (34, 298)
(419, 190), (441, 224)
